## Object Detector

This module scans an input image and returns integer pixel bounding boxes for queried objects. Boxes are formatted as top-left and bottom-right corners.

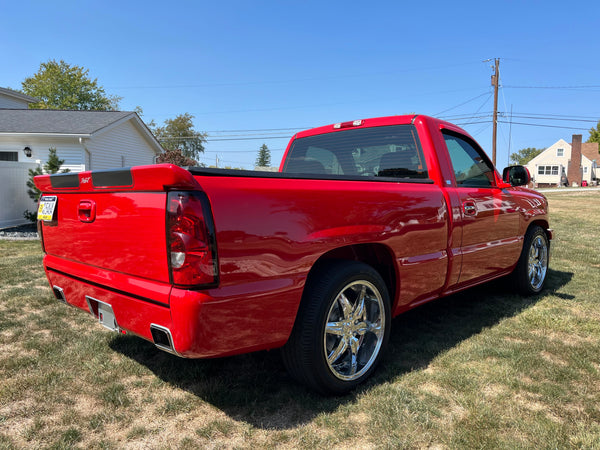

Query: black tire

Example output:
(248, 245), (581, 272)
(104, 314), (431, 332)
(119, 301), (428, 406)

(513, 225), (550, 295)
(281, 261), (391, 395)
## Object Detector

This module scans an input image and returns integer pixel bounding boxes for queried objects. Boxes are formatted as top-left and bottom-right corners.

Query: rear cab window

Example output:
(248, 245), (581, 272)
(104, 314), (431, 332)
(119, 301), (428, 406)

(282, 125), (429, 180)
(442, 130), (496, 187)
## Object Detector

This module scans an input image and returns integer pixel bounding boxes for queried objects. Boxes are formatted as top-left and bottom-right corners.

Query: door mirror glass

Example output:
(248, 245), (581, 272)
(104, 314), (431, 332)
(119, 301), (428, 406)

(503, 165), (530, 186)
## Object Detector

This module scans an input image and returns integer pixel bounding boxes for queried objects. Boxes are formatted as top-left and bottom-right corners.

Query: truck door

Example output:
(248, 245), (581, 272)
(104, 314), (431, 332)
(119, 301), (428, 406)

(441, 130), (522, 286)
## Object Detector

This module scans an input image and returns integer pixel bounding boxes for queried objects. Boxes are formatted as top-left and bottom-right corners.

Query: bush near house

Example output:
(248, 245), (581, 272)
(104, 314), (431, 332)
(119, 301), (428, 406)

(23, 148), (69, 222)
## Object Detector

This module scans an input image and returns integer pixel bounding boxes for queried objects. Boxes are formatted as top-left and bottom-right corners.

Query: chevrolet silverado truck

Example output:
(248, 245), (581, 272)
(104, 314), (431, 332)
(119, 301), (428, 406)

(34, 115), (551, 394)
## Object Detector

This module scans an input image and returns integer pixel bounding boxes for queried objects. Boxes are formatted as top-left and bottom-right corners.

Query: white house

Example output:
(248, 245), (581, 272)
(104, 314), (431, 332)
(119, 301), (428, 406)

(0, 88), (164, 228)
(526, 136), (598, 188)
(0, 109), (162, 170)
(0, 87), (38, 108)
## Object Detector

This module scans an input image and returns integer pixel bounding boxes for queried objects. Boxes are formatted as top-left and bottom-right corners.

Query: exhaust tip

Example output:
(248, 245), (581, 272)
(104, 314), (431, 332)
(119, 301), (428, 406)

(150, 324), (177, 355)
(52, 286), (66, 303)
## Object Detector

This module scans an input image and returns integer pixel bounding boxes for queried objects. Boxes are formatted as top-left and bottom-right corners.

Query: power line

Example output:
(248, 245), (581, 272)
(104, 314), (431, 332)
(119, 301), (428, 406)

(205, 127), (308, 133)
(453, 95), (493, 126)
(497, 121), (590, 131)
(108, 61), (485, 90)
(433, 92), (491, 116)
(159, 135), (290, 142)
(506, 114), (598, 123)
(152, 110), (597, 144)
(202, 148), (285, 154)
(507, 112), (599, 120)
(504, 85), (600, 90)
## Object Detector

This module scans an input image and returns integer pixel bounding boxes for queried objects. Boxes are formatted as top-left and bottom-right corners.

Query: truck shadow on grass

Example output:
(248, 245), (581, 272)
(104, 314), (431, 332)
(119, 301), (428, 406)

(109, 268), (572, 430)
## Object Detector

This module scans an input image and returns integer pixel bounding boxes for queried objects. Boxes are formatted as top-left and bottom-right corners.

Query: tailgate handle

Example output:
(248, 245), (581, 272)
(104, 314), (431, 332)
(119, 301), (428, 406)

(78, 200), (96, 223)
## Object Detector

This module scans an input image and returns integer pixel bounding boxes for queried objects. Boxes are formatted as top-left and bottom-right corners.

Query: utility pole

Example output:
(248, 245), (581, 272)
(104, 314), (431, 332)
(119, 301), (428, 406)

(491, 58), (500, 166)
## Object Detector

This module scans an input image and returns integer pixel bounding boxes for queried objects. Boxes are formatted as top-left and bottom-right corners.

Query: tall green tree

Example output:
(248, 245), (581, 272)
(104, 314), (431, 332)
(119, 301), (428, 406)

(22, 59), (121, 110)
(152, 113), (207, 161)
(587, 120), (600, 146)
(510, 147), (544, 165)
(255, 143), (271, 167)
(24, 148), (70, 222)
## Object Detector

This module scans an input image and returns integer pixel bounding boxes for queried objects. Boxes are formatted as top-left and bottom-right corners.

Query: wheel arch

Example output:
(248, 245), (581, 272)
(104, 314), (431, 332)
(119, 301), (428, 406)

(305, 243), (398, 311)
(529, 218), (552, 242)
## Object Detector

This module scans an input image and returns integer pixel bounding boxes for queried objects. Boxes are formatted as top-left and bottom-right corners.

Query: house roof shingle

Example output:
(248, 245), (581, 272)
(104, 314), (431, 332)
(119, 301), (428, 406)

(0, 109), (134, 135)
(581, 142), (599, 163)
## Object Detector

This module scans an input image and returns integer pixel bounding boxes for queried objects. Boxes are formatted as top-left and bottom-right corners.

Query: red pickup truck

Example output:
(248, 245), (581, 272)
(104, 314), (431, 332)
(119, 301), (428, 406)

(35, 115), (551, 394)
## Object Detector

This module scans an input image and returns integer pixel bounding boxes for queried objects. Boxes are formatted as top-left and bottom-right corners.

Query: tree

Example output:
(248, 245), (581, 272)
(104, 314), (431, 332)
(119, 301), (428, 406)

(152, 113), (207, 161)
(255, 143), (271, 167)
(587, 120), (600, 146)
(22, 59), (121, 110)
(156, 148), (197, 167)
(24, 148), (69, 222)
(510, 147), (544, 166)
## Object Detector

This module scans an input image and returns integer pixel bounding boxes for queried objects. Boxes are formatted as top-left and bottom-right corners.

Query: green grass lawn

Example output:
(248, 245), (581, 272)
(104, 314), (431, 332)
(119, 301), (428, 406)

(1, 190), (599, 449)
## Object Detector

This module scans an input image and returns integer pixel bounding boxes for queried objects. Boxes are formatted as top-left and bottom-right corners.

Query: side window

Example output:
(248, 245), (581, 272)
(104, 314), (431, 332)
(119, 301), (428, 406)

(442, 131), (495, 187)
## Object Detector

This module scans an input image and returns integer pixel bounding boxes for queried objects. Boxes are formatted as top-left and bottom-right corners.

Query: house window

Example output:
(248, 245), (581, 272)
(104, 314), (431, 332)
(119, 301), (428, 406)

(0, 151), (18, 161)
(557, 148), (564, 157)
(583, 167), (588, 174)
(538, 165), (559, 175)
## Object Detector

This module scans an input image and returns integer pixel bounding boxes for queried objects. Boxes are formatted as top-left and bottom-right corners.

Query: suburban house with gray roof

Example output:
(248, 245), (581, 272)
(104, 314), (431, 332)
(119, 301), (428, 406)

(0, 109), (163, 170)
(0, 87), (38, 108)
(0, 88), (163, 228)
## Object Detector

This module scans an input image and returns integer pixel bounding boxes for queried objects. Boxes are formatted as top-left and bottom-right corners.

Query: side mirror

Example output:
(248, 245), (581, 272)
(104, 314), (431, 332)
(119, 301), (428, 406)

(502, 165), (530, 187)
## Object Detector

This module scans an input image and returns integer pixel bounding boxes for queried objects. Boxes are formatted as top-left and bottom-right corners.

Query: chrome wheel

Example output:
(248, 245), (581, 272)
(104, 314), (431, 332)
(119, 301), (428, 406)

(514, 225), (550, 295)
(528, 235), (548, 291)
(281, 261), (390, 394)
(324, 280), (385, 381)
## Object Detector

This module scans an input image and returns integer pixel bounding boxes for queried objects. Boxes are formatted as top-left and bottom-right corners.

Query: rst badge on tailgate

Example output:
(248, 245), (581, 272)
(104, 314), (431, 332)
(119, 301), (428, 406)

(37, 195), (57, 221)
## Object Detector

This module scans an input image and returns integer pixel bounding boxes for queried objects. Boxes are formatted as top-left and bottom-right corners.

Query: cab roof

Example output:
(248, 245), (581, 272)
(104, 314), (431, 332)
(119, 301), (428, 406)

(294, 114), (472, 141)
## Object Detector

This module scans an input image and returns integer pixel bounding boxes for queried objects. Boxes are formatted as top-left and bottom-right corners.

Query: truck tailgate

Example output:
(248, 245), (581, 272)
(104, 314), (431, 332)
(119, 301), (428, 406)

(35, 165), (201, 285)
(42, 191), (169, 282)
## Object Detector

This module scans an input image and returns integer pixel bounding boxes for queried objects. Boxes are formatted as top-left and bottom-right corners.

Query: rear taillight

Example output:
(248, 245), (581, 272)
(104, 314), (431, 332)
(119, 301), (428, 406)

(167, 191), (219, 287)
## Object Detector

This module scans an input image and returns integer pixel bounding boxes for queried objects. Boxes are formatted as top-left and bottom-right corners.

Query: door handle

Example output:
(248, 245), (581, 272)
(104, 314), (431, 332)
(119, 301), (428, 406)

(463, 201), (477, 217)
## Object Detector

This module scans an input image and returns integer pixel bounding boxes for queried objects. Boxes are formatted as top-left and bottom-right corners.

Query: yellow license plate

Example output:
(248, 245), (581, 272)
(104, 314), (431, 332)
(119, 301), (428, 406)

(37, 196), (57, 221)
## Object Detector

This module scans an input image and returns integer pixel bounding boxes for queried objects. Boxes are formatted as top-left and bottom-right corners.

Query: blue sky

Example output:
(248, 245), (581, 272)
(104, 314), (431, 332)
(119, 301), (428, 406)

(2, 0), (599, 169)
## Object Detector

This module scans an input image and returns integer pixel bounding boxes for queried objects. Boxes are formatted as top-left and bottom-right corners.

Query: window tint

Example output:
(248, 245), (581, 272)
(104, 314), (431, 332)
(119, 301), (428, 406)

(442, 131), (495, 187)
(282, 125), (428, 179)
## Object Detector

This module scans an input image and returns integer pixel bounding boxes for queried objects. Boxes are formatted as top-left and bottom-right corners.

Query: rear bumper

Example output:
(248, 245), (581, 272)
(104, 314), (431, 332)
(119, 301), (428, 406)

(43, 255), (302, 358)
(45, 265), (173, 349)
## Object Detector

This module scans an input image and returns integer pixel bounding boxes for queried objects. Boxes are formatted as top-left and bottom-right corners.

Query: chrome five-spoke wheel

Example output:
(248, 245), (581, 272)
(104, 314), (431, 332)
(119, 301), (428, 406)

(324, 280), (385, 381)
(514, 225), (550, 295)
(281, 261), (391, 394)
(528, 234), (548, 291)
